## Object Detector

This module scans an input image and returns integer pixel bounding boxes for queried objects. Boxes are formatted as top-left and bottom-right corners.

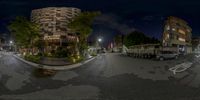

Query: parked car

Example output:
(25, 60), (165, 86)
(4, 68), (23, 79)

(101, 48), (106, 53)
(156, 51), (178, 61)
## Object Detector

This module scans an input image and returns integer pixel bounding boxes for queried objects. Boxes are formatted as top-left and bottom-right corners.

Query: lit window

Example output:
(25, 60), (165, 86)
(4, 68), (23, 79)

(163, 40), (165, 43)
(167, 34), (169, 38)
(166, 26), (170, 30)
(178, 29), (185, 34)
(172, 28), (176, 31)
(178, 38), (185, 42)
(165, 34), (169, 39)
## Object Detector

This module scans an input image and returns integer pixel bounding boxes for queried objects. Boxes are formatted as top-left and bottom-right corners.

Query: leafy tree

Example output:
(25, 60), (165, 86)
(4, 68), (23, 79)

(0, 37), (4, 44)
(124, 31), (160, 47)
(8, 16), (40, 54)
(68, 11), (101, 55)
(114, 34), (123, 47)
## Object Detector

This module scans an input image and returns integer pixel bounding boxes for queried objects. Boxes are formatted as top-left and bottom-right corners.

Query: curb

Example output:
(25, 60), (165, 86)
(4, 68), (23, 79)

(13, 55), (96, 70)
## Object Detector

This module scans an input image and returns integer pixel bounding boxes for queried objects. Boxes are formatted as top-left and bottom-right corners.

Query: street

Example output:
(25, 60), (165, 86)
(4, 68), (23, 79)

(1, 52), (200, 100)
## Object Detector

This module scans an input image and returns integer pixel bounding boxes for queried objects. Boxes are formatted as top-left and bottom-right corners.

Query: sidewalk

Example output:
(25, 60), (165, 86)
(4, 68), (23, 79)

(13, 54), (96, 70)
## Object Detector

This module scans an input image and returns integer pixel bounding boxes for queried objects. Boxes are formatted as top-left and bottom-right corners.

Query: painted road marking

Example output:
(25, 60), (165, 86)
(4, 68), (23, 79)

(195, 55), (200, 58)
(169, 62), (193, 75)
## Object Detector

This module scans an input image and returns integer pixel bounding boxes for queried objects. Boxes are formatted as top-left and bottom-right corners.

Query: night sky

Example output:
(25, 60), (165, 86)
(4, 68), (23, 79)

(0, 0), (200, 43)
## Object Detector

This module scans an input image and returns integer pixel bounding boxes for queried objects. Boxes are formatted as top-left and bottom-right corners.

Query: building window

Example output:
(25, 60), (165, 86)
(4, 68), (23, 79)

(44, 23), (48, 27)
(172, 28), (176, 31)
(176, 23), (181, 26)
(166, 26), (170, 31)
(166, 34), (169, 39)
(56, 13), (61, 17)
(178, 38), (185, 42)
(176, 35), (179, 40)
(178, 29), (186, 35)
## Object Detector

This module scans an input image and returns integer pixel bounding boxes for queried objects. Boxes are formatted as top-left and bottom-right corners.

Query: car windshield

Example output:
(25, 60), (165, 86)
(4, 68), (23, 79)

(0, 0), (199, 100)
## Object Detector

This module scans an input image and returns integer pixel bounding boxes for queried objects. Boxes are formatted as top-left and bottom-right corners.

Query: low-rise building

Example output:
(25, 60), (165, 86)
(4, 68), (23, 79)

(162, 16), (192, 54)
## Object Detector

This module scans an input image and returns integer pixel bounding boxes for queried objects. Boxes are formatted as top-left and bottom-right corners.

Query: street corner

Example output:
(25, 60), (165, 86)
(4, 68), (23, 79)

(13, 54), (97, 71)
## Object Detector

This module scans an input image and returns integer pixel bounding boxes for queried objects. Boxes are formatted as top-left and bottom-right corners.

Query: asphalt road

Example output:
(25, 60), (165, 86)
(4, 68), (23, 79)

(1, 52), (200, 100)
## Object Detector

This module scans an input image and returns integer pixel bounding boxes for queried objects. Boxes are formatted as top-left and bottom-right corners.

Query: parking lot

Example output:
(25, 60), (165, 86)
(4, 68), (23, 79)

(1, 52), (200, 100)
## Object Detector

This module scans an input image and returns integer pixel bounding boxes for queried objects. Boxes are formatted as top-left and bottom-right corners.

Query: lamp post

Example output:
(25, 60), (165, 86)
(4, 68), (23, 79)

(98, 38), (102, 43)
(97, 37), (103, 54)
(98, 38), (102, 48)
(9, 41), (13, 44)
(9, 40), (13, 52)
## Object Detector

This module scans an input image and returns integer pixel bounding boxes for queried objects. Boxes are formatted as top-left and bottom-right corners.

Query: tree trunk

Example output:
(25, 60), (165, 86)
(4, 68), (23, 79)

(30, 39), (33, 55)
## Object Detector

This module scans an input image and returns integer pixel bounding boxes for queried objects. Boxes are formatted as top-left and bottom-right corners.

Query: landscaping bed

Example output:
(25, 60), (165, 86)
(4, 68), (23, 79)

(23, 54), (84, 66)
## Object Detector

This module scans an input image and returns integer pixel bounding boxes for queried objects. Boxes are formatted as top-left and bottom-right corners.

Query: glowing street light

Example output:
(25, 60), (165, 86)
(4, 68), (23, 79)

(10, 41), (13, 44)
(98, 38), (102, 42)
(9, 40), (14, 52)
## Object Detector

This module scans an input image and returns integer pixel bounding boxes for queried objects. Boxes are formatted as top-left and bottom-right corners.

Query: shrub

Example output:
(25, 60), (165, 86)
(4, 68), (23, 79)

(37, 52), (43, 56)
(24, 54), (41, 63)
(68, 55), (84, 63)
(53, 47), (69, 58)
(91, 52), (97, 56)
(76, 56), (84, 62)
(68, 56), (76, 63)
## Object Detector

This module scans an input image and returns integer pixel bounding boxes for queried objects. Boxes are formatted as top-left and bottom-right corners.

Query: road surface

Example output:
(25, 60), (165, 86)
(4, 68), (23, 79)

(1, 52), (200, 100)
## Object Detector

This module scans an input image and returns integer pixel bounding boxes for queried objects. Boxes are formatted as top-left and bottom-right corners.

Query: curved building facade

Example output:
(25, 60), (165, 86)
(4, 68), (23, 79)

(31, 7), (81, 53)
(31, 7), (81, 41)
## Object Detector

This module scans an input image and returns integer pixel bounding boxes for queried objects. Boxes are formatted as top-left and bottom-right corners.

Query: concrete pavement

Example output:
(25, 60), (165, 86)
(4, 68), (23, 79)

(1, 52), (200, 100)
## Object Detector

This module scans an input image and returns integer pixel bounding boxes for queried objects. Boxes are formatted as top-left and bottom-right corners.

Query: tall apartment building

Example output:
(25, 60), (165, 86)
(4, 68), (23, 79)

(31, 7), (81, 52)
(162, 16), (192, 54)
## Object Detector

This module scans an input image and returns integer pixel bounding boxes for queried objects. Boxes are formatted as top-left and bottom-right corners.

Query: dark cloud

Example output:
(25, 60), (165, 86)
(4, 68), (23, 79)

(94, 14), (136, 34)
(89, 14), (135, 45)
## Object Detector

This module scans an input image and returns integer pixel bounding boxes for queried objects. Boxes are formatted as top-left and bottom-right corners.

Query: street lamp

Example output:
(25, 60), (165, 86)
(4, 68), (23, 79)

(9, 41), (13, 52)
(10, 41), (13, 44)
(98, 38), (102, 42)
(9, 40), (15, 52)
(97, 37), (103, 52)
